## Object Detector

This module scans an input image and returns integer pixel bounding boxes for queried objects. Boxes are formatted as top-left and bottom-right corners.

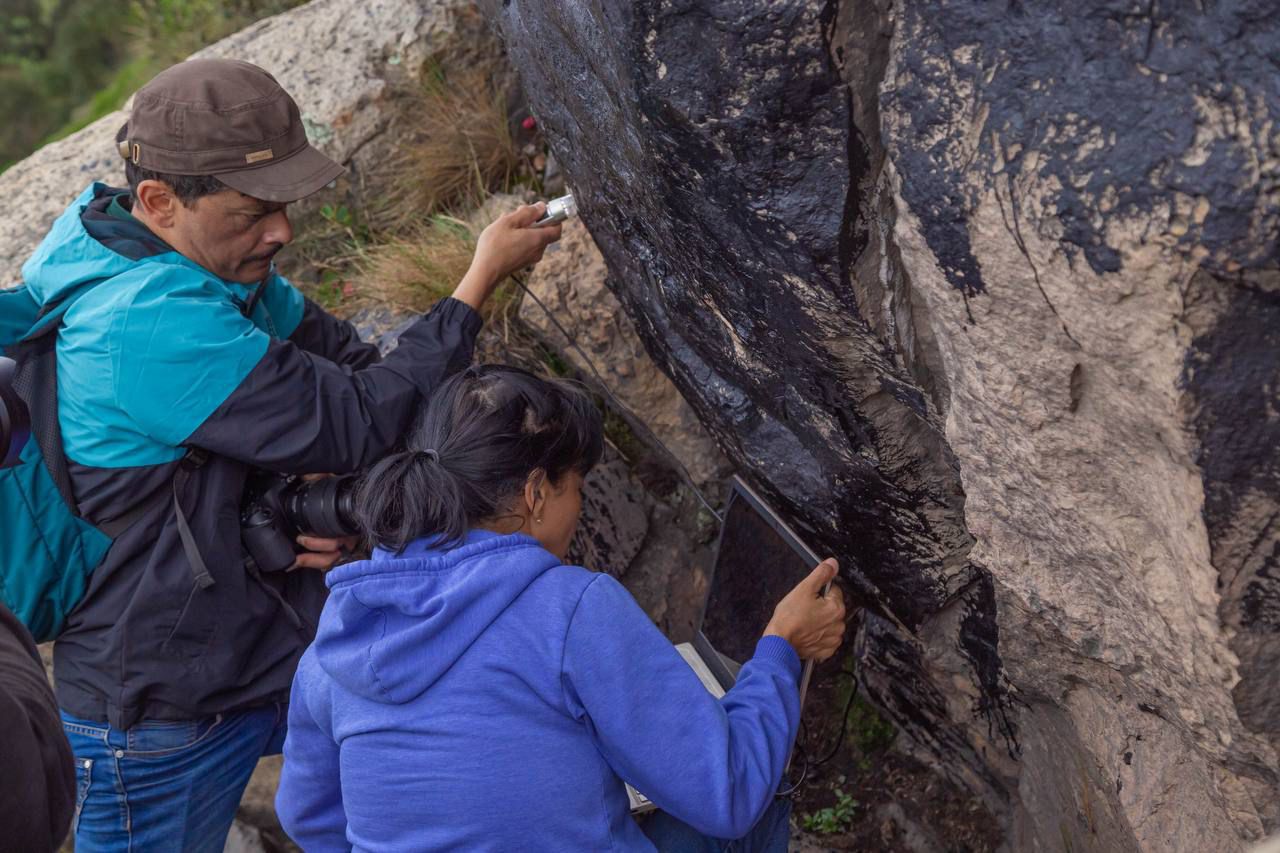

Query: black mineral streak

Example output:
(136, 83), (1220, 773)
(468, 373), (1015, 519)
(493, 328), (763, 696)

(491, 0), (1017, 820)
(1182, 273), (1280, 743)
(885, 0), (1279, 283)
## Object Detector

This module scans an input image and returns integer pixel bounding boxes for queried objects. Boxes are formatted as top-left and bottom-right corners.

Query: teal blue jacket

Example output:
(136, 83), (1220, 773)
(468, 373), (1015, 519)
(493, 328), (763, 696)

(26, 184), (481, 729)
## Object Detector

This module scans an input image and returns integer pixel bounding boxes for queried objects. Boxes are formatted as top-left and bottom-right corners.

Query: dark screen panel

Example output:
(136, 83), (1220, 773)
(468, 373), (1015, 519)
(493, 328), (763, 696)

(701, 490), (815, 665)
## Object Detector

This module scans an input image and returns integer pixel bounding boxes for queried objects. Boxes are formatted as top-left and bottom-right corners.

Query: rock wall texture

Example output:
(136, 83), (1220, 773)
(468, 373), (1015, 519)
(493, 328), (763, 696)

(489, 0), (1280, 849)
(520, 218), (728, 486)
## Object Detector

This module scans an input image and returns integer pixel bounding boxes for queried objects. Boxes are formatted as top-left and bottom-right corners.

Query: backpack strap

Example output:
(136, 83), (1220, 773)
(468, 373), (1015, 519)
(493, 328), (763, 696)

(18, 288), (215, 588)
(171, 449), (215, 589)
(10, 320), (79, 514)
(14, 283), (124, 517)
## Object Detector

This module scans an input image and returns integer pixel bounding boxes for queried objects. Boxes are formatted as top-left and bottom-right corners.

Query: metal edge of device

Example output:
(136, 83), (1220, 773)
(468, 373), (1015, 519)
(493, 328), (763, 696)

(533, 193), (576, 226)
(693, 474), (828, 675)
(691, 630), (738, 693)
(694, 475), (822, 631)
(728, 476), (822, 566)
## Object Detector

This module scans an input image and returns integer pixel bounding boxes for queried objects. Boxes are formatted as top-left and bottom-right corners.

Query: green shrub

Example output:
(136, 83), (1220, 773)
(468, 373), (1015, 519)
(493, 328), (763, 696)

(801, 784), (859, 835)
(0, 0), (308, 172)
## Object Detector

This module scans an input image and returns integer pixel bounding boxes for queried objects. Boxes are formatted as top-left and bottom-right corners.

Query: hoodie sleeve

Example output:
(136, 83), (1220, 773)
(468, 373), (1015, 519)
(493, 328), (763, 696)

(277, 657), (351, 852)
(560, 574), (801, 839)
(111, 268), (480, 473)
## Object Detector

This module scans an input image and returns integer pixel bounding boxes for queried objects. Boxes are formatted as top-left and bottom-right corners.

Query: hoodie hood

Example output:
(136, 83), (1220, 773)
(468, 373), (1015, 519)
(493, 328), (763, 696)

(314, 530), (563, 704)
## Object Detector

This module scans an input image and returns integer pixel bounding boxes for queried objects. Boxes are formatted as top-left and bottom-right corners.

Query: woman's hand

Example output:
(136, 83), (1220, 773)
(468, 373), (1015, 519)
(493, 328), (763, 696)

(453, 203), (563, 311)
(763, 558), (847, 661)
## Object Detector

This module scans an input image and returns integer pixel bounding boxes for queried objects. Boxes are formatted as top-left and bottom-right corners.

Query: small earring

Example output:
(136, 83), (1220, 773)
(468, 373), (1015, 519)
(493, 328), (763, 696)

(534, 517), (543, 524)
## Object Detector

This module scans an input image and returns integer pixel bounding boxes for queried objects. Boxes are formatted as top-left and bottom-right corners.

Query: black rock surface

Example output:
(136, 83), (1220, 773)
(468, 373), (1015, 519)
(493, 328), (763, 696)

(490, 0), (1015, 816)
(488, 0), (1279, 845)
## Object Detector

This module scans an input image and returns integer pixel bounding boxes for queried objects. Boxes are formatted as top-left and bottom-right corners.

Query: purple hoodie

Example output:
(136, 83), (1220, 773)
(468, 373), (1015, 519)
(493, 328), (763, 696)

(277, 529), (801, 851)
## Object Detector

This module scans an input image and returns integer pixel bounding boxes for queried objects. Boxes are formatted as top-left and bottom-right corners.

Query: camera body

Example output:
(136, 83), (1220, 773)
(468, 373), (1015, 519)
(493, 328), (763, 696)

(0, 356), (30, 469)
(241, 471), (360, 573)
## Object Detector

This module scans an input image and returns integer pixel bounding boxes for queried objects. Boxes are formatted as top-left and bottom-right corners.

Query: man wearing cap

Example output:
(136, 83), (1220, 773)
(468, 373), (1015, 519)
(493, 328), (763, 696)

(20, 58), (560, 850)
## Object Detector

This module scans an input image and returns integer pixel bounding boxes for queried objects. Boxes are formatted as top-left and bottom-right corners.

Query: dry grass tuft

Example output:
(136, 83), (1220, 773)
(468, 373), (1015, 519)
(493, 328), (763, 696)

(384, 65), (522, 224)
(284, 60), (542, 319)
(347, 215), (478, 315)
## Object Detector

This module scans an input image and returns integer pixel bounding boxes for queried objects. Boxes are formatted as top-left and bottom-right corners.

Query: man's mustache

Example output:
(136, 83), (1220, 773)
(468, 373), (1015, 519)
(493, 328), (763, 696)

(246, 245), (283, 264)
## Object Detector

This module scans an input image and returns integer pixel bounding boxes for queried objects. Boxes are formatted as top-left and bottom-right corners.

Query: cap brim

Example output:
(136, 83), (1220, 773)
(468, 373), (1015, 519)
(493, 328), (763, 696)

(216, 143), (345, 203)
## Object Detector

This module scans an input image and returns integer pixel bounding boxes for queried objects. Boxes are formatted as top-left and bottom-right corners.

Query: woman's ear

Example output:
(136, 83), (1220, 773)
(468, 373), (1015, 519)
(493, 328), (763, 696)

(524, 469), (548, 524)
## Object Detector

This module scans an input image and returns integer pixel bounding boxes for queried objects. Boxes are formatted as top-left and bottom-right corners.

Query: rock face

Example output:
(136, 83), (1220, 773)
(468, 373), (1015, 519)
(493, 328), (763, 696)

(0, 0), (494, 284)
(489, 1), (1280, 849)
(520, 218), (729, 486)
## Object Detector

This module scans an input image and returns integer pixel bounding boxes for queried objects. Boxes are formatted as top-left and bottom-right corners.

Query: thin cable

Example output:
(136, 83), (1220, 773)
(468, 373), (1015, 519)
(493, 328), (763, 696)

(510, 272), (724, 523)
(811, 669), (860, 767)
(776, 730), (809, 797)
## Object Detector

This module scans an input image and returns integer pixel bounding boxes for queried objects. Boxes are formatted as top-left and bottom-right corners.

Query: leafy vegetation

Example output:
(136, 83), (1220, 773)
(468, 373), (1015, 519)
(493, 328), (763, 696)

(801, 779), (859, 835)
(0, 0), (306, 173)
(848, 694), (896, 760)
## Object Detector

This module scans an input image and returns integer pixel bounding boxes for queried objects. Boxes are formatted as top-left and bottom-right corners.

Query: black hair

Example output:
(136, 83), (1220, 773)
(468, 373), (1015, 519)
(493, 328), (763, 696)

(116, 122), (227, 207)
(355, 364), (604, 553)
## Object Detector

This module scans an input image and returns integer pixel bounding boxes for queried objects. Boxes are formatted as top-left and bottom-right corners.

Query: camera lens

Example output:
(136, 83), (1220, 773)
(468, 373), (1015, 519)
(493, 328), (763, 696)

(283, 474), (360, 539)
(0, 356), (30, 469)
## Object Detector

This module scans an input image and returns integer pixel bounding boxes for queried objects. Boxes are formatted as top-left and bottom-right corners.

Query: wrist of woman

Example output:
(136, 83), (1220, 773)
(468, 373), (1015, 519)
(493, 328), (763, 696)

(763, 620), (795, 649)
(754, 634), (803, 678)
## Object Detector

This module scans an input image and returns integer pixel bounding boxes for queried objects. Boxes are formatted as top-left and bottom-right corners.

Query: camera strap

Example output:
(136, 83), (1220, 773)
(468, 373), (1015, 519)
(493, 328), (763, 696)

(242, 556), (306, 632)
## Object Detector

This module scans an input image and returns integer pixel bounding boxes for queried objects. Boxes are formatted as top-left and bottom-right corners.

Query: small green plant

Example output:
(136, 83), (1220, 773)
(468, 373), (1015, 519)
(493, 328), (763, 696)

(310, 268), (349, 311)
(319, 204), (367, 239)
(849, 695), (896, 757)
(801, 782), (858, 835)
(601, 407), (645, 463)
(536, 344), (572, 378)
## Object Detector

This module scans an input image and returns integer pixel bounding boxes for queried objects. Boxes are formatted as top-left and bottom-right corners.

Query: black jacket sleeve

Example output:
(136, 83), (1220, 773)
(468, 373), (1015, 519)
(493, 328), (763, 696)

(0, 604), (75, 852)
(287, 298), (382, 370)
(187, 297), (481, 474)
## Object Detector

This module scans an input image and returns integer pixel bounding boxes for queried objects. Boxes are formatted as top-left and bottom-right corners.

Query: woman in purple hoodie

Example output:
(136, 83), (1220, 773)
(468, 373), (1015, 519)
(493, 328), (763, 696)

(277, 365), (846, 852)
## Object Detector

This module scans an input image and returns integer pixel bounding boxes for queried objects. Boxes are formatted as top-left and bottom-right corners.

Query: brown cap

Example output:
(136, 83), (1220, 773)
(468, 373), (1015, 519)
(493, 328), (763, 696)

(117, 58), (344, 203)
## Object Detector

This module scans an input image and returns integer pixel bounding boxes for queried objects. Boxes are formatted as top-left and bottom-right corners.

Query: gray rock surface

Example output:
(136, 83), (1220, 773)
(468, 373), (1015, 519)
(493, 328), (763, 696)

(0, 0), (493, 284)
(520, 218), (729, 486)
(488, 0), (1280, 849)
(566, 449), (652, 580)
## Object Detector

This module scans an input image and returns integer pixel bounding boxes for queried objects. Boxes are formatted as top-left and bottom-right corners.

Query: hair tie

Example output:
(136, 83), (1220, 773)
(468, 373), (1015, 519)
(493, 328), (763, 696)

(416, 449), (440, 463)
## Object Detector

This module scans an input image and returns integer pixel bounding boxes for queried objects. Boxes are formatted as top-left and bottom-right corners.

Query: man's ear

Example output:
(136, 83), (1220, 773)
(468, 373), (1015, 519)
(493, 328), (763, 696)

(134, 179), (179, 228)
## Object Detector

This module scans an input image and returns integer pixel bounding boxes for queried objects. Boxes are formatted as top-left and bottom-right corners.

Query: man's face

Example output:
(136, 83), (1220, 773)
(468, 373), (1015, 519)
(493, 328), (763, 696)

(167, 189), (294, 284)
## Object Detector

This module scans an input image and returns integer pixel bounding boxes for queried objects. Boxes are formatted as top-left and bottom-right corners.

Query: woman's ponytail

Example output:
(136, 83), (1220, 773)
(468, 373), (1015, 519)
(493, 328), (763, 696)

(354, 447), (467, 553)
(354, 365), (604, 554)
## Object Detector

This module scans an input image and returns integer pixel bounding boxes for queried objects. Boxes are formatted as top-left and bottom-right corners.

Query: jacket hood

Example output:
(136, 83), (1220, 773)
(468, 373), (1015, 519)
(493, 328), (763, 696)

(22, 183), (175, 308)
(314, 530), (563, 704)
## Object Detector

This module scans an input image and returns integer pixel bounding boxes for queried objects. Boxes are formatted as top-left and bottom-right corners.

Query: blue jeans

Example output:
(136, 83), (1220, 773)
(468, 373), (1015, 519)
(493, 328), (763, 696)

(60, 704), (287, 853)
(642, 797), (792, 853)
